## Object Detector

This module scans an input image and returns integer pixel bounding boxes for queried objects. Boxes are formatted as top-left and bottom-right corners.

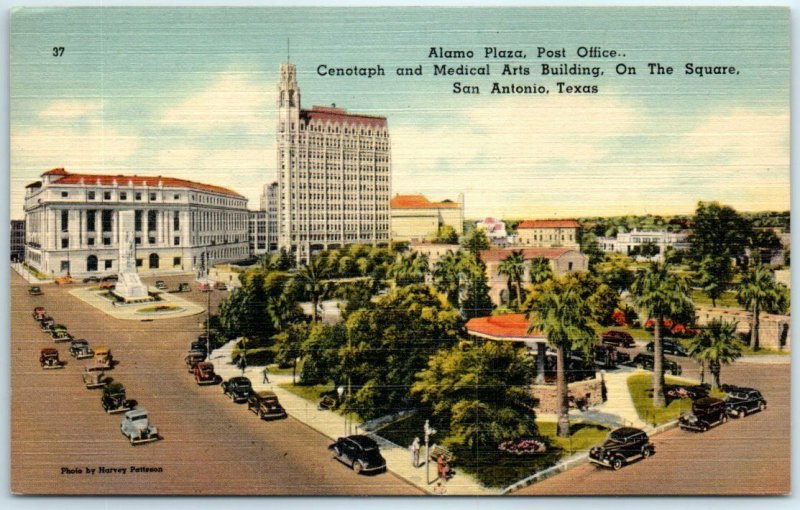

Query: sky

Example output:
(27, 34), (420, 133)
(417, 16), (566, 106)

(9, 7), (790, 220)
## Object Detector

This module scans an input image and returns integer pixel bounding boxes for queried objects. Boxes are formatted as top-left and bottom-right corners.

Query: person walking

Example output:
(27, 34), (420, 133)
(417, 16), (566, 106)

(436, 454), (446, 481)
(262, 366), (270, 384)
(410, 437), (421, 467)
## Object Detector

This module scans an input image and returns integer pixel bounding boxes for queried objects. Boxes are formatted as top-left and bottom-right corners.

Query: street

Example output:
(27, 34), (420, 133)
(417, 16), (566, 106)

(10, 272), (422, 495)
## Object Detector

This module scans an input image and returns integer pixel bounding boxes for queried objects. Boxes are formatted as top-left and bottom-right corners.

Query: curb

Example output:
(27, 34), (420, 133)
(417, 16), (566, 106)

(501, 452), (589, 494)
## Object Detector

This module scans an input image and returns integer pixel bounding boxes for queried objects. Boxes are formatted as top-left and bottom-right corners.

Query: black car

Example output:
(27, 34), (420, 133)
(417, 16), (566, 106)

(190, 340), (208, 355)
(222, 376), (253, 403)
(632, 352), (681, 375)
(646, 339), (688, 357)
(155, 280), (167, 290)
(724, 386), (767, 418)
(247, 391), (288, 420)
(329, 435), (387, 474)
(679, 397), (729, 432)
(601, 330), (635, 348)
(83, 276), (101, 284)
(28, 286), (43, 296)
(592, 345), (630, 368)
(589, 427), (654, 470)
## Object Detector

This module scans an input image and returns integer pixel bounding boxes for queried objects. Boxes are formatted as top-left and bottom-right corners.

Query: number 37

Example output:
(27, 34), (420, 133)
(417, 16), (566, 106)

(52, 47), (64, 57)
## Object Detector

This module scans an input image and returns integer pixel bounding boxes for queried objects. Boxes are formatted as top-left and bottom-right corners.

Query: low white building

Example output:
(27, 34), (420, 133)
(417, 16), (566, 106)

(24, 168), (249, 278)
(597, 228), (690, 261)
(475, 217), (511, 245)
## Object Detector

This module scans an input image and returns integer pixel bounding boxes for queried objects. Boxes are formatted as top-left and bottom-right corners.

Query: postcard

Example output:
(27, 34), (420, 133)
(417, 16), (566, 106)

(9, 6), (790, 496)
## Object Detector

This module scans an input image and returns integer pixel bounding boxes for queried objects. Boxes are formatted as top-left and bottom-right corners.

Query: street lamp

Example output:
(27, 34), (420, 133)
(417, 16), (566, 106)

(424, 419), (437, 484)
(337, 386), (346, 436)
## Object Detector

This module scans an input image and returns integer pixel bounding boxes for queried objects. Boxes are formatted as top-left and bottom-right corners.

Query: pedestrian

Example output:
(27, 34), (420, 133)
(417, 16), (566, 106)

(262, 366), (270, 384)
(410, 437), (420, 467)
(436, 454), (446, 481)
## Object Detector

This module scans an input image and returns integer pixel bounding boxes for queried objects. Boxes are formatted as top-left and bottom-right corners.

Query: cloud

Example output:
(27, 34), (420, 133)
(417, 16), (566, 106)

(37, 100), (104, 120)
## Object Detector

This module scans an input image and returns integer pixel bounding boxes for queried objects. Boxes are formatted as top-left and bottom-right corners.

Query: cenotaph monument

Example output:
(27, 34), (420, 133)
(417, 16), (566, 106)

(113, 210), (149, 300)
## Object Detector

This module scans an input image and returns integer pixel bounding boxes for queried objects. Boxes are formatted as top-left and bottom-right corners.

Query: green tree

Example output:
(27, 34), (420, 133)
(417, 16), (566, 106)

(388, 251), (429, 286)
(630, 263), (694, 407)
(433, 224), (459, 244)
(588, 283), (621, 325)
(273, 323), (309, 383)
(461, 227), (491, 255)
(736, 264), (789, 350)
(693, 319), (742, 390)
(580, 232), (605, 267)
(689, 201), (751, 263)
(295, 257), (331, 322)
(299, 322), (347, 385)
(412, 341), (536, 449)
(696, 254), (733, 307)
(527, 276), (596, 437)
(434, 250), (493, 318)
(529, 257), (553, 285)
(498, 250), (526, 309)
(594, 255), (634, 292)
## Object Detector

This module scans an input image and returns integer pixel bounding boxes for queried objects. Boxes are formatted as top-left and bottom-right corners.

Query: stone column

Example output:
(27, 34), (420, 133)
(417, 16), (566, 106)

(536, 342), (547, 385)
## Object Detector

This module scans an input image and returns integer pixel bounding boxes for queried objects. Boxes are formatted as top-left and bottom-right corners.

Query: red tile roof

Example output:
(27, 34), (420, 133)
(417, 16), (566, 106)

(390, 194), (460, 209)
(466, 314), (544, 341)
(479, 247), (574, 263)
(518, 219), (580, 229)
(40, 169), (244, 198)
(302, 105), (387, 129)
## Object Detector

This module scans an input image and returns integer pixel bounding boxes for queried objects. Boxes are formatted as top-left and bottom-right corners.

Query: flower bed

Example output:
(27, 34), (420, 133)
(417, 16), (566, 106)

(498, 438), (547, 455)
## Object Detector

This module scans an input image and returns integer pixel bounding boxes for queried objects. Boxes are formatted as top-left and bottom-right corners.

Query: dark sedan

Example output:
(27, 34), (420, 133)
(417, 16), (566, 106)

(222, 376), (253, 403)
(329, 435), (387, 474)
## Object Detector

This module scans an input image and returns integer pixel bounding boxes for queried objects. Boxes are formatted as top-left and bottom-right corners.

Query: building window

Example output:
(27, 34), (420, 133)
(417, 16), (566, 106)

(61, 191), (68, 198)
(61, 238), (69, 248)
(173, 256), (181, 267)
(120, 192), (127, 200)
(173, 211), (180, 230)
(86, 255), (98, 272)
(135, 237), (141, 245)
(102, 210), (113, 232)
(104, 259), (113, 270)
(568, 262), (573, 271)
(149, 253), (159, 269)
(136, 258), (143, 267)
(135, 192), (142, 200)
(88, 237), (95, 246)
(174, 236), (180, 246)
(148, 210), (157, 231)
(61, 210), (69, 232)
(150, 192), (157, 201)
(88, 191), (96, 200)
(135, 210), (142, 231)
(104, 191), (111, 200)
(148, 236), (156, 244)
(60, 261), (70, 273)
(87, 210), (96, 231)
(103, 237), (111, 246)
(173, 193), (180, 200)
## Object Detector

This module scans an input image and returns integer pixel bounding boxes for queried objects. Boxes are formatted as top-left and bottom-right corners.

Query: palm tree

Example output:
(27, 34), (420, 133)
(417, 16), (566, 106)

(498, 250), (525, 309)
(737, 264), (788, 351)
(529, 257), (553, 285)
(295, 257), (330, 322)
(527, 276), (596, 438)
(695, 319), (742, 390)
(630, 262), (693, 407)
(388, 252), (429, 286)
(685, 331), (711, 385)
(433, 250), (463, 307)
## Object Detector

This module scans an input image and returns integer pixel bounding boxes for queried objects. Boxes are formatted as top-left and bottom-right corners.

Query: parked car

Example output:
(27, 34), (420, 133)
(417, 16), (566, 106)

(329, 435), (387, 474)
(28, 286), (43, 296)
(589, 427), (654, 470)
(82, 368), (109, 389)
(632, 352), (682, 375)
(55, 276), (74, 285)
(679, 397), (729, 432)
(154, 280), (167, 290)
(214, 281), (227, 291)
(50, 325), (74, 343)
(247, 391), (287, 420)
(190, 340), (208, 355)
(177, 283), (191, 292)
(120, 408), (160, 445)
(222, 376), (253, 403)
(102, 382), (136, 414)
(90, 347), (113, 370)
(39, 348), (63, 369)
(601, 330), (635, 348)
(39, 317), (55, 332)
(724, 386), (767, 418)
(193, 362), (220, 385)
(199, 282), (212, 292)
(584, 345), (630, 369)
(32, 306), (47, 321)
(83, 276), (101, 284)
(102, 275), (119, 282)
(99, 281), (116, 290)
(185, 351), (206, 372)
(646, 339), (688, 357)
(68, 339), (94, 359)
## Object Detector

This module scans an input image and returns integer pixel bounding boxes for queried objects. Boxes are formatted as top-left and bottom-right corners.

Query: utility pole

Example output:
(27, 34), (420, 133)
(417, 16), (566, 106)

(424, 419), (437, 484)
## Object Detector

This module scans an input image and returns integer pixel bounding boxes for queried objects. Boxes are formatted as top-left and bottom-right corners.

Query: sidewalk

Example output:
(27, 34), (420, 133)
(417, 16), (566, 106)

(209, 340), (496, 495)
(11, 262), (51, 284)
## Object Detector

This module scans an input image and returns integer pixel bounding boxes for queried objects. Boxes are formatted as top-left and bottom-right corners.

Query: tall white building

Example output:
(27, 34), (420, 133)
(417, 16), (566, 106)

(276, 63), (391, 261)
(23, 168), (249, 278)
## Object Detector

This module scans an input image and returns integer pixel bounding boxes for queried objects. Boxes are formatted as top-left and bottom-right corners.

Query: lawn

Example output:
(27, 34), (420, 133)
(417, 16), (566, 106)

(628, 373), (699, 425)
(278, 382), (333, 403)
(690, 289), (741, 309)
(373, 413), (609, 488)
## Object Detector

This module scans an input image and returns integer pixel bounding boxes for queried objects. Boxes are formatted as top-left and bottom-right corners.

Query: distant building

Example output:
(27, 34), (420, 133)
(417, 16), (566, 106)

(516, 219), (580, 248)
(390, 193), (464, 242)
(475, 217), (510, 245)
(480, 247), (589, 305)
(23, 168), (248, 278)
(597, 228), (690, 261)
(11, 220), (25, 262)
(263, 182), (279, 252)
(408, 242), (461, 265)
(248, 210), (268, 257)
